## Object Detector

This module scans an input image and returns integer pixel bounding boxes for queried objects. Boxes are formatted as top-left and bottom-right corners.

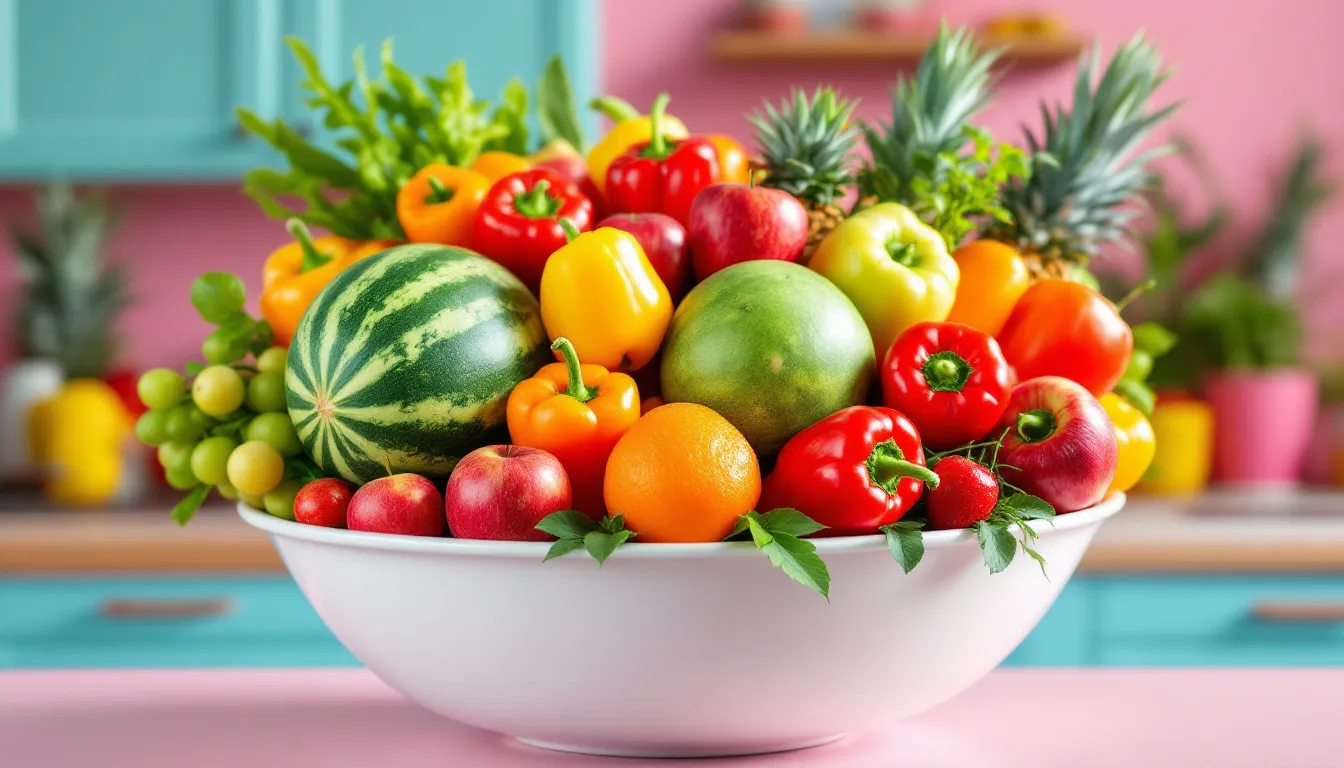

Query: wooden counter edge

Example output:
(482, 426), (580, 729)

(3, 537), (1344, 574)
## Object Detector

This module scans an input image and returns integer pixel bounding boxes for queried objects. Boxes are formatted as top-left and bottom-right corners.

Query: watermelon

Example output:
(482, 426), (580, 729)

(660, 261), (875, 457)
(285, 244), (549, 484)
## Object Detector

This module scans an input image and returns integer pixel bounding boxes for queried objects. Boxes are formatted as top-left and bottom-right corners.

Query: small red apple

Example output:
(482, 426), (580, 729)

(687, 183), (809, 282)
(348, 472), (445, 536)
(596, 213), (690, 302)
(995, 377), (1119, 513)
(445, 445), (572, 541)
(534, 154), (605, 219)
(295, 478), (354, 528)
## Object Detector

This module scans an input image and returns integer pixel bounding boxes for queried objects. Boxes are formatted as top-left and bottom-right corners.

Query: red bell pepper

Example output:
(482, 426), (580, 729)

(604, 94), (719, 227)
(759, 406), (938, 536)
(470, 168), (594, 293)
(881, 321), (1013, 450)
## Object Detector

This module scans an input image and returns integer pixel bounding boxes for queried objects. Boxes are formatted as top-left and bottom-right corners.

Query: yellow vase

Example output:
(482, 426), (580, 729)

(1136, 399), (1215, 496)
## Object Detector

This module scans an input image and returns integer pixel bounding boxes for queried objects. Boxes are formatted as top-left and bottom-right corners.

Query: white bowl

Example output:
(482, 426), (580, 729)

(240, 493), (1124, 758)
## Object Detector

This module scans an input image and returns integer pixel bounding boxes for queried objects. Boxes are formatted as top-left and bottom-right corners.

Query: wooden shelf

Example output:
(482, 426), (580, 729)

(712, 30), (1088, 66)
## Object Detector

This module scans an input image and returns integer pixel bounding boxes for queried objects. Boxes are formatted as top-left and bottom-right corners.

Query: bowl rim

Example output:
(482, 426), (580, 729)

(238, 492), (1125, 560)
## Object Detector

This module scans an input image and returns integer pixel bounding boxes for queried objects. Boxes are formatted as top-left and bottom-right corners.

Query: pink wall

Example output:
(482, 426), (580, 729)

(2, 0), (1342, 374)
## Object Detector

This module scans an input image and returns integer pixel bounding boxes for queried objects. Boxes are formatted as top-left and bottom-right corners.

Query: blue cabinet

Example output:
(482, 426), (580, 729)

(0, 576), (358, 668)
(1003, 576), (1344, 667)
(0, 0), (598, 179)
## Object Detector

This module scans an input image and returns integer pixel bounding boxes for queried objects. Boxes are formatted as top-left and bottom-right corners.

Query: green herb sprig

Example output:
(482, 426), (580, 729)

(727, 508), (831, 600)
(536, 512), (637, 566)
(903, 126), (1032, 250)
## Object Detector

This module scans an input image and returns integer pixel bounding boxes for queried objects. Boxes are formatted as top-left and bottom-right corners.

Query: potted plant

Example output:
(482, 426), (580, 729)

(1183, 135), (1333, 488)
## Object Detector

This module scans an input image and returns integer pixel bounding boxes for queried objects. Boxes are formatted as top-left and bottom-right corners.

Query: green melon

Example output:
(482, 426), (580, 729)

(660, 260), (875, 457)
(285, 244), (549, 484)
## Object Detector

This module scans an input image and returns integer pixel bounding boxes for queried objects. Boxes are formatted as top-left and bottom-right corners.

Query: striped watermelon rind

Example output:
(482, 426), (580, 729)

(285, 244), (550, 485)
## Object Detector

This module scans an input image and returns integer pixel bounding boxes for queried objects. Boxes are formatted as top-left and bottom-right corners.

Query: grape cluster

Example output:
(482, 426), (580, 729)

(135, 346), (310, 523)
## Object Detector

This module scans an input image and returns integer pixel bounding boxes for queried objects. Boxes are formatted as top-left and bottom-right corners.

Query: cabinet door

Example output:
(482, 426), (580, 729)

(1003, 579), (1092, 666)
(0, 0), (295, 179)
(295, 0), (600, 145)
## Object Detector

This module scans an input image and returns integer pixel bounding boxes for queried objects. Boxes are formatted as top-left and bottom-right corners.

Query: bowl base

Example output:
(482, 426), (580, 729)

(515, 733), (848, 758)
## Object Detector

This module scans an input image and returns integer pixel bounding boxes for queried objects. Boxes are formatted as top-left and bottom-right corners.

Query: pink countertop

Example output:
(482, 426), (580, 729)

(2, 669), (1341, 767)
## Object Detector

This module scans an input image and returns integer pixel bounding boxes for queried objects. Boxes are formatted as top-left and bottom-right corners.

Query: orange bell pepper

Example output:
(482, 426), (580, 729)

(540, 223), (672, 371)
(946, 239), (1030, 337)
(261, 220), (396, 345)
(469, 151), (532, 183)
(507, 337), (641, 515)
(705, 134), (752, 185)
(396, 164), (492, 245)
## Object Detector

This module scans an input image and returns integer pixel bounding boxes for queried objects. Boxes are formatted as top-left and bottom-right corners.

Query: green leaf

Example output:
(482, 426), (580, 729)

(584, 529), (634, 567)
(542, 537), (585, 562)
(726, 513), (755, 540)
(485, 78), (530, 155)
(756, 508), (827, 538)
(999, 493), (1055, 520)
(879, 521), (925, 574)
(1022, 544), (1050, 579)
(284, 457), (324, 484)
(184, 361), (206, 376)
(746, 516), (831, 599)
(172, 484), (212, 526)
(1131, 321), (1178, 357)
(535, 510), (600, 540)
(1113, 378), (1156, 417)
(536, 55), (587, 152)
(976, 521), (1018, 574)
(190, 273), (247, 324)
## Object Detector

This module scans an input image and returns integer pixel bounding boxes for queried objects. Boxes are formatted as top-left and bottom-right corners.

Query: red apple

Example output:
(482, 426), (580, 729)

(445, 446), (573, 541)
(295, 478), (354, 528)
(534, 154), (605, 219)
(347, 473), (445, 536)
(687, 183), (809, 281)
(995, 377), (1119, 513)
(596, 213), (690, 302)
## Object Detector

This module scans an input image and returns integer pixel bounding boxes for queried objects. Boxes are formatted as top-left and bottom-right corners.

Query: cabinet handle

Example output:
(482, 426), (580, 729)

(1250, 601), (1344, 623)
(98, 598), (232, 619)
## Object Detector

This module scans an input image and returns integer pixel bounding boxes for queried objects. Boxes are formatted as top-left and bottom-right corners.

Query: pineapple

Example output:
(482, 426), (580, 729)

(749, 86), (860, 257)
(985, 33), (1177, 281)
(10, 183), (129, 378)
(858, 23), (999, 208)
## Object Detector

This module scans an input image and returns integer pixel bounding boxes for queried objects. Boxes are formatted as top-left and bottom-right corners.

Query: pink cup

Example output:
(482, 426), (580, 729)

(1205, 370), (1318, 487)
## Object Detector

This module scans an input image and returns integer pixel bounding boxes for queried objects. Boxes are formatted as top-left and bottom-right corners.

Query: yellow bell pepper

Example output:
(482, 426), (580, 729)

(1137, 396), (1215, 495)
(540, 224), (672, 372)
(261, 220), (396, 346)
(1101, 393), (1156, 493)
(808, 203), (959, 357)
(587, 94), (689, 197)
(469, 151), (532, 183)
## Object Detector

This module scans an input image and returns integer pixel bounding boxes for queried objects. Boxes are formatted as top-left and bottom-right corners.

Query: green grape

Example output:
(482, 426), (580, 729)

(227, 440), (285, 496)
(256, 347), (288, 374)
(203, 332), (247, 366)
(137, 368), (186, 410)
(166, 462), (199, 491)
(244, 412), (303, 458)
(263, 479), (303, 521)
(246, 372), (287, 413)
(157, 441), (196, 472)
(216, 480), (240, 501)
(241, 492), (265, 509)
(190, 436), (237, 486)
(135, 410), (171, 446)
(193, 365), (245, 417)
(166, 405), (207, 443)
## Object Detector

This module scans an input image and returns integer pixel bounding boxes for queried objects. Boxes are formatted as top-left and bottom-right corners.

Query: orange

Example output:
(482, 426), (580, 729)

(945, 239), (1030, 337)
(604, 403), (761, 543)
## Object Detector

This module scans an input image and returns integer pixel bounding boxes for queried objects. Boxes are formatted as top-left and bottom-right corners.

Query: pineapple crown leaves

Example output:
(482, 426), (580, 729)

(991, 32), (1180, 262)
(748, 86), (861, 206)
(1242, 131), (1335, 301)
(858, 22), (1001, 204)
(9, 182), (130, 378)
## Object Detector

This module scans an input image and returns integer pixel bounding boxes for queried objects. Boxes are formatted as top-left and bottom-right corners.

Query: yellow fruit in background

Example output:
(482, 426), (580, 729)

(31, 379), (132, 508)
(1137, 399), (1214, 495)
